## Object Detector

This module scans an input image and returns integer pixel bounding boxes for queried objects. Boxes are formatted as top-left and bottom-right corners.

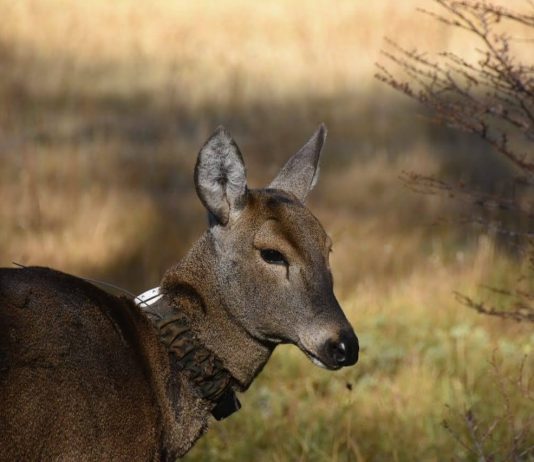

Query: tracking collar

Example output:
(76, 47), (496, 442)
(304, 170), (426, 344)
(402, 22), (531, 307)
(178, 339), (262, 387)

(136, 287), (241, 421)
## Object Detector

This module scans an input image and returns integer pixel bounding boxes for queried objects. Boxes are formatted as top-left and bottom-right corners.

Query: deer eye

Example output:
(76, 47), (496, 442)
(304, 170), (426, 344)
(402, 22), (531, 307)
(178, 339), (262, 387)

(260, 249), (287, 266)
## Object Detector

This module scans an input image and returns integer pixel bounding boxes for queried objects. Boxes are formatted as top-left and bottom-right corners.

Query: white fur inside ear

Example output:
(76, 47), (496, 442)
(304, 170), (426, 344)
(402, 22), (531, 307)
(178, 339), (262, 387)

(310, 165), (320, 191)
(195, 127), (247, 225)
(222, 149), (247, 208)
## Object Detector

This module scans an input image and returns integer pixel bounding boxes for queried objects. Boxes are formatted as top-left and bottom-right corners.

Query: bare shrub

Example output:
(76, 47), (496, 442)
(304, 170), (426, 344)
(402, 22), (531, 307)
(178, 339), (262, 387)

(377, 0), (534, 323)
(442, 354), (533, 461)
(377, 1), (534, 457)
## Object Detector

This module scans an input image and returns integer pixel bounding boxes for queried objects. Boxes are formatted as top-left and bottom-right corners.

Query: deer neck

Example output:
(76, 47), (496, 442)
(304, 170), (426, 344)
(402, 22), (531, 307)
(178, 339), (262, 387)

(158, 233), (274, 391)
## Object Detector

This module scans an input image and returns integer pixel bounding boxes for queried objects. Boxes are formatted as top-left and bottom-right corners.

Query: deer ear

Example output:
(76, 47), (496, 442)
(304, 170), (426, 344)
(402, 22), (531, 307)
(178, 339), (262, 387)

(195, 126), (248, 226)
(268, 124), (326, 202)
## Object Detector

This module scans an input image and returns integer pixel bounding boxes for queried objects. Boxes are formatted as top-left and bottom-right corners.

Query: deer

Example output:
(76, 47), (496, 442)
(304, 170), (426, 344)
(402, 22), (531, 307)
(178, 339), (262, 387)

(0, 124), (359, 460)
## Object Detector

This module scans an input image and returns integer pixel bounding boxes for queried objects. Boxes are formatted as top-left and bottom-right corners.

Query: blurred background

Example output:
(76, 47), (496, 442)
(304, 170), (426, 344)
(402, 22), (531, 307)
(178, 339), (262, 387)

(1, 1), (532, 460)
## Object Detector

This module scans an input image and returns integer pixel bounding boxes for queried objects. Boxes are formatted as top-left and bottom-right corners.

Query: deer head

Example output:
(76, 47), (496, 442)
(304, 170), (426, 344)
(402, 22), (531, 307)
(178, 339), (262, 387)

(191, 124), (358, 371)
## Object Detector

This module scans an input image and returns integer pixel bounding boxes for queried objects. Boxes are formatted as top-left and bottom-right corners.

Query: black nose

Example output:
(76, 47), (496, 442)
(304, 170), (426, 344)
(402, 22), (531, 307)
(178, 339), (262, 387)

(325, 330), (359, 367)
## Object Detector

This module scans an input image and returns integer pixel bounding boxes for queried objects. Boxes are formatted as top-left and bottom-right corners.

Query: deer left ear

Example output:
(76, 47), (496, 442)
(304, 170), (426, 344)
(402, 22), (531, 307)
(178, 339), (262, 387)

(195, 126), (248, 226)
(269, 124), (326, 202)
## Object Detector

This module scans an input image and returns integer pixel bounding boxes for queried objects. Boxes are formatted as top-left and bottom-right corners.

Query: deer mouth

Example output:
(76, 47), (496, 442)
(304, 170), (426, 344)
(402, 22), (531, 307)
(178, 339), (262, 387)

(298, 343), (342, 371)
(298, 329), (359, 370)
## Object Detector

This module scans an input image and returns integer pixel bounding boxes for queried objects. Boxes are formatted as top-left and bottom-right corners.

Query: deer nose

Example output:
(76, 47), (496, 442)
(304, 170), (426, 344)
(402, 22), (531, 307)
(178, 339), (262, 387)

(325, 330), (359, 367)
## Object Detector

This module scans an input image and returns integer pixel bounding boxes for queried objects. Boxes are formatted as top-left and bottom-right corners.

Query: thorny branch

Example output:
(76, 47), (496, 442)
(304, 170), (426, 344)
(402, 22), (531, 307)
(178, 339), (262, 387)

(441, 354), (534, 461)
(379, 3), (534, 458)
(376, 0), (534, 173)
(378, 0), (534, 325)
(455, 291), (534, 322)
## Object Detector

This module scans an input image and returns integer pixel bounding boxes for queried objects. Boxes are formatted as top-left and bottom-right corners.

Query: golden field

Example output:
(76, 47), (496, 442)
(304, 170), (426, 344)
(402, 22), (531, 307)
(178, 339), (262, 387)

(0, 1), (532, 460)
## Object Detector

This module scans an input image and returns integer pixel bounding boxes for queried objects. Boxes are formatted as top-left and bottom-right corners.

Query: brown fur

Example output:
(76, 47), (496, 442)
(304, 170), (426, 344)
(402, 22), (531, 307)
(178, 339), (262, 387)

(0, 125), (358, 460)
(0, 266), (219, 460)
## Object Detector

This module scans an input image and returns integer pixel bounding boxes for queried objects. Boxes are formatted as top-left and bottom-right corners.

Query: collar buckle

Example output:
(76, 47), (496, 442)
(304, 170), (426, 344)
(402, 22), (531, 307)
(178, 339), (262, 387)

(211, 389), (241, 420)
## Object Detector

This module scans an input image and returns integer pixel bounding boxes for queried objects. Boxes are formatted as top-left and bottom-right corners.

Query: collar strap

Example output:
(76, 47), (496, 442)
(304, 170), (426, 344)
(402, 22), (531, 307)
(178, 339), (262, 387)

(136, 288), (241, 421)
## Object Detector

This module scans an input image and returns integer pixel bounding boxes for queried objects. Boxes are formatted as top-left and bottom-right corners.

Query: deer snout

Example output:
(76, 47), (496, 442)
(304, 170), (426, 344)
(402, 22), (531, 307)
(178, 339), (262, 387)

(323, 329), (359, 368)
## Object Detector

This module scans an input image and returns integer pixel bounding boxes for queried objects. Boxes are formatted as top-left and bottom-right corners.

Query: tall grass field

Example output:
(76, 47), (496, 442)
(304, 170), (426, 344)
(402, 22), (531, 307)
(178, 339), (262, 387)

(1, 1), (532, 460)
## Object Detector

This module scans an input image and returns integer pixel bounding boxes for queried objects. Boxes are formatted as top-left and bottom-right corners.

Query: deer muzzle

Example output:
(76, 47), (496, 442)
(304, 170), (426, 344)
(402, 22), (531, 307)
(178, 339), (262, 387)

(323, 328), (359, 368)
(300, 325), (359, 370)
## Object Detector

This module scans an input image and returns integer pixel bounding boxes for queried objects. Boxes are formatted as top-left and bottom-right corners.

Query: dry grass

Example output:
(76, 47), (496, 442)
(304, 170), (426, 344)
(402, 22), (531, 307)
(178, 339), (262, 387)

(1, 1), (533, 460)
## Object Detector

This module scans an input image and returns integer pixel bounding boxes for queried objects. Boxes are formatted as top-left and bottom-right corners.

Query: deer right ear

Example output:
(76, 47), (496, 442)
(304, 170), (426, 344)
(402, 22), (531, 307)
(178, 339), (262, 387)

(269, 124), (326, 202)
(194, 126), (248, 226)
